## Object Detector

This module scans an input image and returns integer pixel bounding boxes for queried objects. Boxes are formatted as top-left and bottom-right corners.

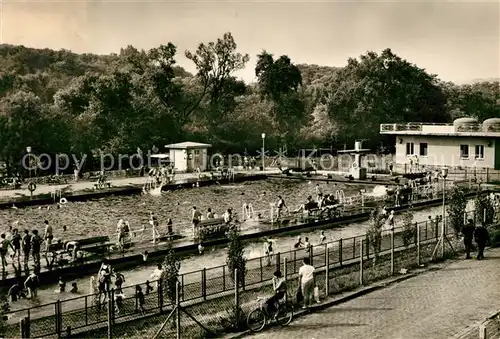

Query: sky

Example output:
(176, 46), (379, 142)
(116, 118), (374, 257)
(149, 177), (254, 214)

(1, 0), (499, 84)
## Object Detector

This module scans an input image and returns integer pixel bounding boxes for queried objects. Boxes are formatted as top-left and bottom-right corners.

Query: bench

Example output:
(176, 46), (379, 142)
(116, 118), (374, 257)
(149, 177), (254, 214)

(74, 236), (111, 255)
(199, 217), (226, 227)
(44, 241), (67, 267)
(198, 218), (235, 240)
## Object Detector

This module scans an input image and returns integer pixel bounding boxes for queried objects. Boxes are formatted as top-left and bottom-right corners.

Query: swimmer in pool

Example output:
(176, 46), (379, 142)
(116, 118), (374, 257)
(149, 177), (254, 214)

(319, 231), (326, 244)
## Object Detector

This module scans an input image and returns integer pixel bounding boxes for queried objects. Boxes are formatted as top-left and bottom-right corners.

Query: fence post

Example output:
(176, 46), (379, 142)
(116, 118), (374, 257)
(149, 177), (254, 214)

(20, 317), (30, 338)
(234, 269), (240, 329)
(325, 247), (330, 297)
(56, 300), (62, 338)
(464, 168), (467, 180)
(66, 326), (71, 338)
(158, 279), (164, 313)
(222, 266), (226, 291)
(293, 250), (297, 273)
(107, 292), (113, 339)
(339, 238), (343, 266)
(283, 258), (288, 306)
(324, 243), (328, 266)
(417, 222), (421, 266)
(479, 323), (486, 339)
(275, 252), (281, 272)
(359, 239), (364, 286)
(391, 227), (395, 275)
(176, 281), (181, 339)
(309, 246), (314, 265)
(202, 268), (207, 300)
(486, 168), (489, 183)
(365, 235), (370, 260)
(259, 257), (263, 281)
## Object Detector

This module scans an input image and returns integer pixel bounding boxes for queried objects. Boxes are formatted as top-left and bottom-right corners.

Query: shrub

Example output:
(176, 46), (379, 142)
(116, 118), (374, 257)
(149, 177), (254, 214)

(162, 242), (181, 303)
(447, 186), (467, 236)
(367, 208), (384, 264)
(401, 211), (415, 248)
(226, 228), (246, 287)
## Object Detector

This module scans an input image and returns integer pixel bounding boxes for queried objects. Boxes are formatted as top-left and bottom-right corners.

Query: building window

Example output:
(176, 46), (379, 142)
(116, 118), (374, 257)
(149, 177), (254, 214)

(419, 143), (428, 156)
(460, 145), (469, 159)
(194, 149), (200, 155)
(406, 143), (414, 156)
(475, 145), (484, 159)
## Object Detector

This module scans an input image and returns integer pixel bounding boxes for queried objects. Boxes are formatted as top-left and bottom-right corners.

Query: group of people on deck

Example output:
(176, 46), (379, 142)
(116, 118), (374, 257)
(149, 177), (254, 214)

(191, 206), (235, 239)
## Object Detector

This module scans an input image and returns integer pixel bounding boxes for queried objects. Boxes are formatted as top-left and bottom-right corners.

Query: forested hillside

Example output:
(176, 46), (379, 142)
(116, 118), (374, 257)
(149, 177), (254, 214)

(0, 32), (498, 170)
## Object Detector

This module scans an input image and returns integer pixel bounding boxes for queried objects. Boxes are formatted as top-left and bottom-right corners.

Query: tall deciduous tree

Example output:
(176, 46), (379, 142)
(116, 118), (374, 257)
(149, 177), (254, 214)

(326, 49), (448, 148)
(185, 32), (249, 135)
(255, 52), (305, 145)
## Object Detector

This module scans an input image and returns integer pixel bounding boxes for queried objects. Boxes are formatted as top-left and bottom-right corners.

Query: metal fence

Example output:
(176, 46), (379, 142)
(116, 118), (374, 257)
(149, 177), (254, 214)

(4, 206), (498, 338)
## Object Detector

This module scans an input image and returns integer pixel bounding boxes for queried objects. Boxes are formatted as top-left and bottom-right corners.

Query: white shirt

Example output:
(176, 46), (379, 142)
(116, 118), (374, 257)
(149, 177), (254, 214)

(150, 268), (164, 281)
(299, 264), (315, 284)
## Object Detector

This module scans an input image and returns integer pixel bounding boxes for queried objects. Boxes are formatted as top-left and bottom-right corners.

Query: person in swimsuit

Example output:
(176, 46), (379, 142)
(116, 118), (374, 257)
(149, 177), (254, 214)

(98, 260), (112, 305)
(11, 228), (21, 261)
(276, 196), (287, 220)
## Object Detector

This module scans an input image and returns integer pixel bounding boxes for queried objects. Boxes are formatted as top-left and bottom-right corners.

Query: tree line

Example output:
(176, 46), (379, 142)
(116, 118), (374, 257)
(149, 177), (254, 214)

(0, 32), (498, 173)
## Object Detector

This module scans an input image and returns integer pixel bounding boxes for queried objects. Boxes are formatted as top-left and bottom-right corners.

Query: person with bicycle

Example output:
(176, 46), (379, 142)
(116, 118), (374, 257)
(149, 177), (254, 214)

(265, 270), (286, 318)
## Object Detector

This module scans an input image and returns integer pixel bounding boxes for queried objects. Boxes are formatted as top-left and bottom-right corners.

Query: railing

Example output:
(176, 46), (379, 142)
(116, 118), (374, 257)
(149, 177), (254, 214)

(456, 123), (482, 132)
(380, 122), (500, 134)
(4, 205), (498, 338)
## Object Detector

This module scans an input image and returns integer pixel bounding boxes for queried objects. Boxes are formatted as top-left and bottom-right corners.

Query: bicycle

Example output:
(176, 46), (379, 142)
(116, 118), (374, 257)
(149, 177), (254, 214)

(247, 295), (294, 332)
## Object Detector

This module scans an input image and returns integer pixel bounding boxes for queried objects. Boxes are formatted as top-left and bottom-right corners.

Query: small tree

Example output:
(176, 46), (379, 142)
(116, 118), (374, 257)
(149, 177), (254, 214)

(447, 185), (468, 237)
(474, 193), (495, 226)
(162, 242), (181, 303)
(401, 210), (415, 248)
(226, 228), (246, 287)
(367, 208), (384, 265)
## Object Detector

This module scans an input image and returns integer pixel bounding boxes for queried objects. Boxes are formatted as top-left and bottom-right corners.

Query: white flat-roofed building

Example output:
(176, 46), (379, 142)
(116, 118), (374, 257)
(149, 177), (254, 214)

(164, 141), (212, 172)
(380, 118), (500, 170)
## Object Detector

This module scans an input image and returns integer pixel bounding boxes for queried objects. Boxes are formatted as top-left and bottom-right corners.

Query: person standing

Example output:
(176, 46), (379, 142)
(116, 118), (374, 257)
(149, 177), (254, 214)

(319, 231), (326, 244)
(22, 230), (31, 266)
(11, 229), (21, 261)
(298, 257), (315, 309)
(461, 219), (476, 259)
(31, 230), (43, 267)
(474, 223), (490, 260)
(276, 196), (287, 220)
(0, 233), (11, 270)
(43, 220), (52, 242)
(191, 206), (202, 239)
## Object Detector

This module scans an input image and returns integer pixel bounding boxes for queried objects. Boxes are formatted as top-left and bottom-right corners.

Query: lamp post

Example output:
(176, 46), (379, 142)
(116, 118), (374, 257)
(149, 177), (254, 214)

(26, 146), (32, 180)
(261, 133), (266, 171)
(440, 167), (448, 257)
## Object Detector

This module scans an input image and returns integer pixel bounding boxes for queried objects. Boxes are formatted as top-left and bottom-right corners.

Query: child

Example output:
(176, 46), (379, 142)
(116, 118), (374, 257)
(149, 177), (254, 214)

(7, 283), (20, 302)
(136, 285), (145, 313)
(114, 271), (125, 294)
(58, 277), (66, 293)
(70, 282), (78, 293)
(145, 280), (154, 295)
(319, 231), (326, 244)
(114, 293), (124, 314)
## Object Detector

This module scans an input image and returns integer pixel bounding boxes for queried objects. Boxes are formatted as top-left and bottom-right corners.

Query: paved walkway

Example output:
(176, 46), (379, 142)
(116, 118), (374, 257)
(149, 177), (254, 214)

(245, 247), (500, 339)
(0, 169), (280, 200)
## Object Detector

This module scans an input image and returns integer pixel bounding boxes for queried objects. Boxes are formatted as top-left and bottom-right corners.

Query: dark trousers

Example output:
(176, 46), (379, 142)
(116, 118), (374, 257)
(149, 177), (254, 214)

(464, 240), (473, 258)
(477, 242), (486, 259)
